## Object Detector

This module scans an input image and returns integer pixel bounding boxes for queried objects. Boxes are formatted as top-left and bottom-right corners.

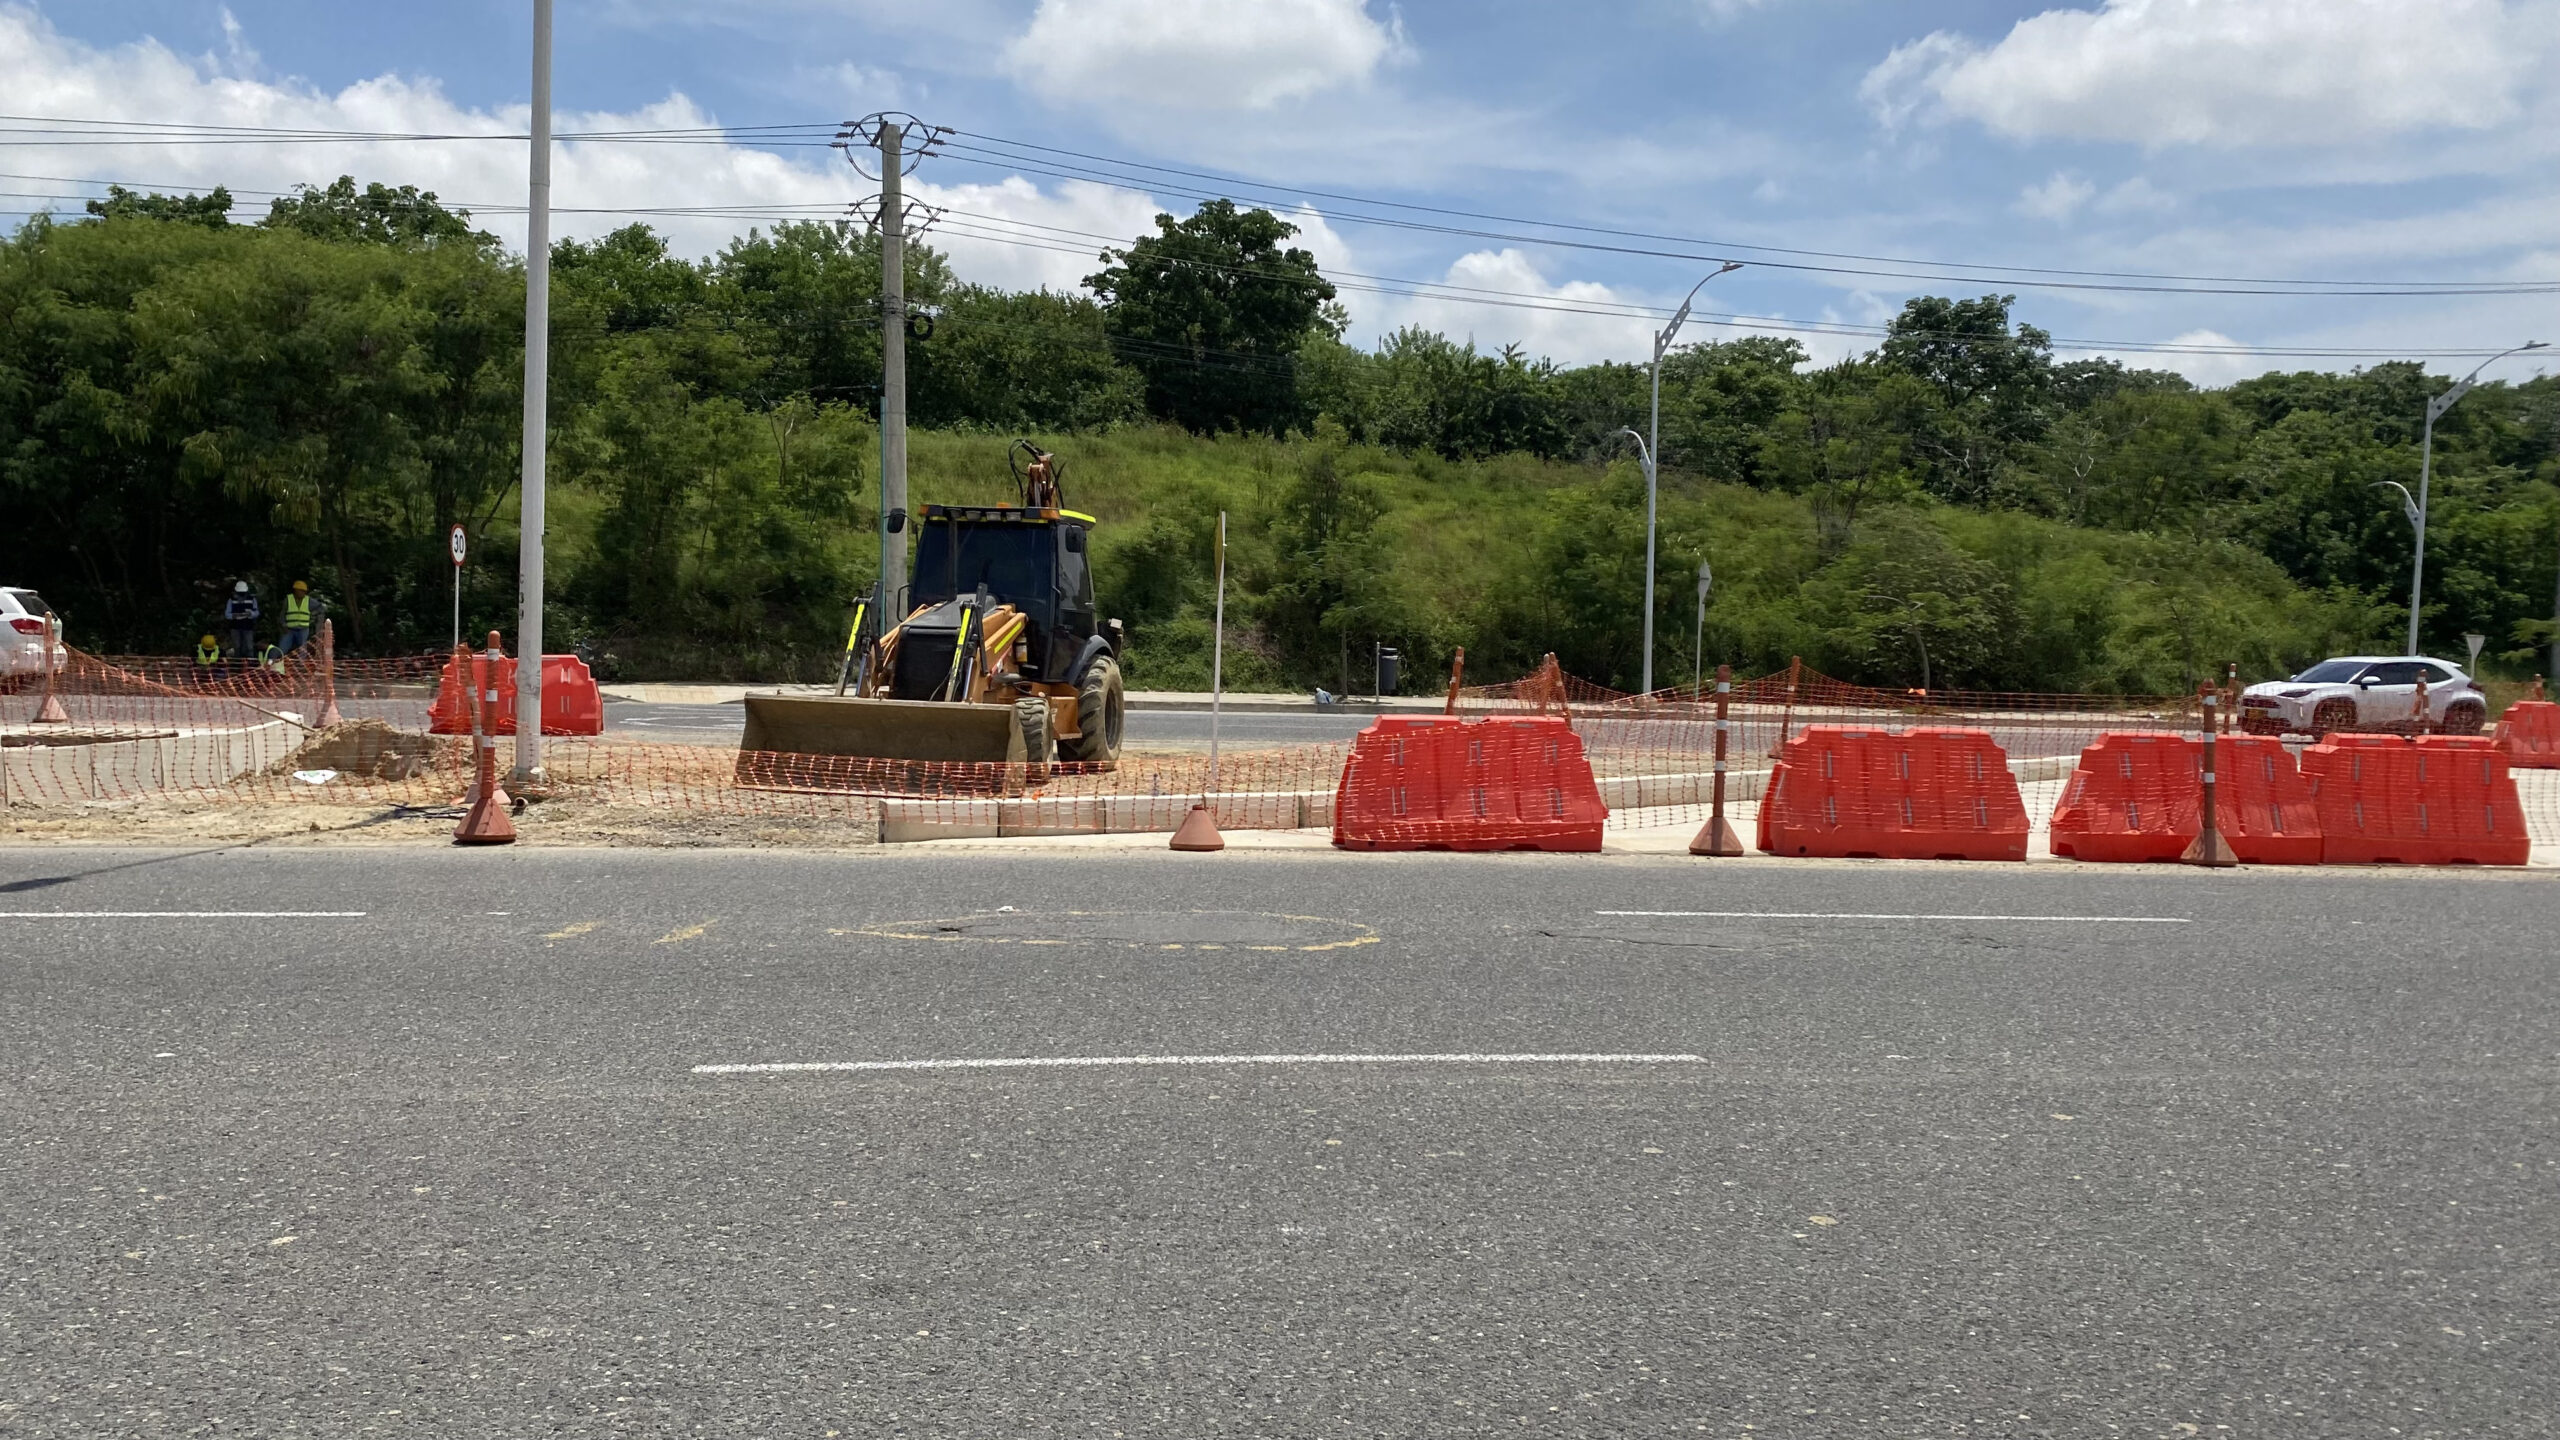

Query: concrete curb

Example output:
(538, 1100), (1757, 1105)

(3, 719), (309, 802)
(873, 754), (2080, 845)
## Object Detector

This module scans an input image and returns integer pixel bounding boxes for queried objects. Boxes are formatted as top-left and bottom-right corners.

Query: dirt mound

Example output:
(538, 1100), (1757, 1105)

(271, 718), (442, 781)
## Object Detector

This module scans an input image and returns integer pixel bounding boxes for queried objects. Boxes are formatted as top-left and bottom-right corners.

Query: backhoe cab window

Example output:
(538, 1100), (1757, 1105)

(915, 523), (1055, 617)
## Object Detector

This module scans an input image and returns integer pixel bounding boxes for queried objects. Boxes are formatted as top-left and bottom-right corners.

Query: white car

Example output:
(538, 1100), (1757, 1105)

(2239, 655), (2487, 737)
(1, 586), (68, 681)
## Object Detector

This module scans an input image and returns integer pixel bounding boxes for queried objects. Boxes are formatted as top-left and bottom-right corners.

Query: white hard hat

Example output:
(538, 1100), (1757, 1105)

(234, 580), (249, 592)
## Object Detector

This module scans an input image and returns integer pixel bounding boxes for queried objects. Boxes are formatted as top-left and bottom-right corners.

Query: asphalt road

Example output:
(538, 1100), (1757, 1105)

(2, 847), (2553, 1437)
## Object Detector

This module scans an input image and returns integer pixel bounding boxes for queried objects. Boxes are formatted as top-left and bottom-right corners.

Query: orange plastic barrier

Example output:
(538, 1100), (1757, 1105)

(2493, 700), (2560, 768)
(1755, 725), (2028, 861)
(430, 654), (604, 736)
(2048, 732), (2321, 865)
(2304, 734), (2529, 866)
(1333, 715), (1605, 852)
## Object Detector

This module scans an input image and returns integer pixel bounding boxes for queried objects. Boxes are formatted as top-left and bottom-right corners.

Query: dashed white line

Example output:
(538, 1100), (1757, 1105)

(0, 911), (368, 919)
(694, 1052), (1705, 1075)
(1594, 910), (2187, 924)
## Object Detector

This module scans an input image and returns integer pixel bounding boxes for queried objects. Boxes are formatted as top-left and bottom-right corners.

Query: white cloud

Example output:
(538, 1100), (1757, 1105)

(1863, 0), (2554, 146)
(2015, 171), (2096, 223)
(2093, 176), (2175, 216)
(1369, 249), (1652, 366)
(1003, 0), (1403, 111)
(0, 3), (1187, 290)
(1693, 0), (1780, 22)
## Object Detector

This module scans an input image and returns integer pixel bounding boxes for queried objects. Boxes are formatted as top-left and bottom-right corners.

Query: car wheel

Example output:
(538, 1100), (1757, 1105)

(1060, 655), (1124, 764)
(2441, 699), (2486, 735)
(2311, 698), (2357, 737)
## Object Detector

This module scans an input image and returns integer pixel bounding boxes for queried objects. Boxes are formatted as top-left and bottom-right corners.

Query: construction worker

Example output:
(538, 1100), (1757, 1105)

(223, 580), (261, 659)
(278, 580), (315, 655)
(194, 634), (222, 676)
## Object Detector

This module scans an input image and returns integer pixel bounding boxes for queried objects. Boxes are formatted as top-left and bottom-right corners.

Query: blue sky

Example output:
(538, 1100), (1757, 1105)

(11, 0), (2558, 383)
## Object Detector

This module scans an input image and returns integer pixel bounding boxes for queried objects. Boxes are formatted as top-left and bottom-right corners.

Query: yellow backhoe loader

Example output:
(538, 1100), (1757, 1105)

(739, 442), (1127, 775)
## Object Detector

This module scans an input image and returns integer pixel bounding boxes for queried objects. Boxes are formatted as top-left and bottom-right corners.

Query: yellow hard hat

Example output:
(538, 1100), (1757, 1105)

(200, 634), (218, 646)
(293, 580), (309, 593)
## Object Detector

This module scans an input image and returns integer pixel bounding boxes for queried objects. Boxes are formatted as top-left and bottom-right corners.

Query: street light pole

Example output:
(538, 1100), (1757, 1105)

(1636, 262), (1742, 696)
(1693, 559), (1712, 695)
(2407, 340), (2547, 655)
(511, 0), (552, 782)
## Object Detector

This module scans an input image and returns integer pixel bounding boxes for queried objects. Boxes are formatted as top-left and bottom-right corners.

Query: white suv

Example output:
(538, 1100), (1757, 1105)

(1, 587), (68, 682)
(2240, 655), (2487, 737)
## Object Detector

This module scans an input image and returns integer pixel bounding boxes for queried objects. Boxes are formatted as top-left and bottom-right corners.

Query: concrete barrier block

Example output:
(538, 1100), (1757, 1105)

(879, 798), (1002, 842)
(1102, 792), (1197, 834)
(999, 796), (1107, 837)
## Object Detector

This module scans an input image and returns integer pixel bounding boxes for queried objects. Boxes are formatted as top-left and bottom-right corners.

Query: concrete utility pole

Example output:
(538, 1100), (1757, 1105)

(1637, 262), (1741, 696)
(2406, 340), (2545, 655)
(512, 0), (553, 780)
(876, 120), (909, 616)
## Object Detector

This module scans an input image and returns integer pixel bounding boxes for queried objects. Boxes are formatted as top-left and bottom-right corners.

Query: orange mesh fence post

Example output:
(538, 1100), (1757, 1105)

(1443, 646), (1466, 716)
(32, 616), (70, 724)
(315, 618), (344, 728)
(455, 633), (516, 844)
(1689, 663), (1745, 857)
(2183, 684), (2239, 867)
(1771, 655), (1802, 759)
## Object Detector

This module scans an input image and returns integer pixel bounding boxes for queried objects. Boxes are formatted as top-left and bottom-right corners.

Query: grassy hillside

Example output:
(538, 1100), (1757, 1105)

(644, 423), (2400, 696)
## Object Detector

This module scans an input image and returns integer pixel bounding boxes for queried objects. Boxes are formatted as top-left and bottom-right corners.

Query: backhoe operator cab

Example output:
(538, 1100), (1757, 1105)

(736, 441), (1128, 772)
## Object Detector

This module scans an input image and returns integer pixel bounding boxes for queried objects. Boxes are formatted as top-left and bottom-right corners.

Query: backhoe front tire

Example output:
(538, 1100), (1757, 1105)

(1062, 655), (1125, 764)
(1014, 697), (1055, 779)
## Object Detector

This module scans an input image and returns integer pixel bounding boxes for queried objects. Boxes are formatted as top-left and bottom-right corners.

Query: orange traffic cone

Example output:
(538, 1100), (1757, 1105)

(1169, 803), (1225, 852)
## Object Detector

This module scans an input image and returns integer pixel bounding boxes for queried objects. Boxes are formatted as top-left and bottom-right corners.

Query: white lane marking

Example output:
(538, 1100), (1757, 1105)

(694, 1052), (1705, 1075)
(0, 911), (367, 919)
(1594, 911), (2188, 924)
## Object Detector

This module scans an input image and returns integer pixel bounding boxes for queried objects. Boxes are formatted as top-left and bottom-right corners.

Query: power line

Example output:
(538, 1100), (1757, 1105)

(5, 112), (2552, 296)
(929, 141), (2560, 299)
(10, 162), (2544, 361)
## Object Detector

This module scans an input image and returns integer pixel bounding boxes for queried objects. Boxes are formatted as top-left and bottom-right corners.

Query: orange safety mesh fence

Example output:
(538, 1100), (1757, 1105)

(6, 643), (2556, 860)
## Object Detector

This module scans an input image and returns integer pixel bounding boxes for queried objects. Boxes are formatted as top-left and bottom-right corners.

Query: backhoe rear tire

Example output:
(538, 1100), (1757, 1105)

(1062, 655), (1125, 764)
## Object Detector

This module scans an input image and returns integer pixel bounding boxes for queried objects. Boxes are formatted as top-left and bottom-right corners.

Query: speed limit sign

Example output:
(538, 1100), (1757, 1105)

(449, 524), (467, 568)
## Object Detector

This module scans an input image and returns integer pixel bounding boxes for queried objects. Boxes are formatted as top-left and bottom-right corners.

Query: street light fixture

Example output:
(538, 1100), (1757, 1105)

(1631, 262), (1743, 696)
(2404, 340), (2547, 655)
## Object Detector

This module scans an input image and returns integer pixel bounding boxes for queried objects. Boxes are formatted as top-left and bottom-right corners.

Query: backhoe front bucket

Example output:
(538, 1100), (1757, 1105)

(740, 693), (1028, 766)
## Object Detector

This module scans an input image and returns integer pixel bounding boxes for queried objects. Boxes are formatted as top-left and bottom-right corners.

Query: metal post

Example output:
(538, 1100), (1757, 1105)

(2407, 341), (2547, 655)
(2184, 684), (2237, 867)
(1208, 511), (1225, 796)
(2409, 405), (2434, 656)
(1642, 359), (1661, 697)
(511, 0), (552, 781)
(1690, 662), (1744, 856)
(1637, 262), (1740, 697)
(877, 121), (909, 619)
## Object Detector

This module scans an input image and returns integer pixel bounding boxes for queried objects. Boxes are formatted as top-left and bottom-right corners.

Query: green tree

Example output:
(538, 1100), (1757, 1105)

(1086, 199), (1338, 435)
(262, 176), (494, 249)
(84, 185), (234, 227)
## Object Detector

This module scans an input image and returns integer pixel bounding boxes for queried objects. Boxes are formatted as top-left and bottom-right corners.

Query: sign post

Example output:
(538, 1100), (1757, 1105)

(449, 524), (468, 652)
